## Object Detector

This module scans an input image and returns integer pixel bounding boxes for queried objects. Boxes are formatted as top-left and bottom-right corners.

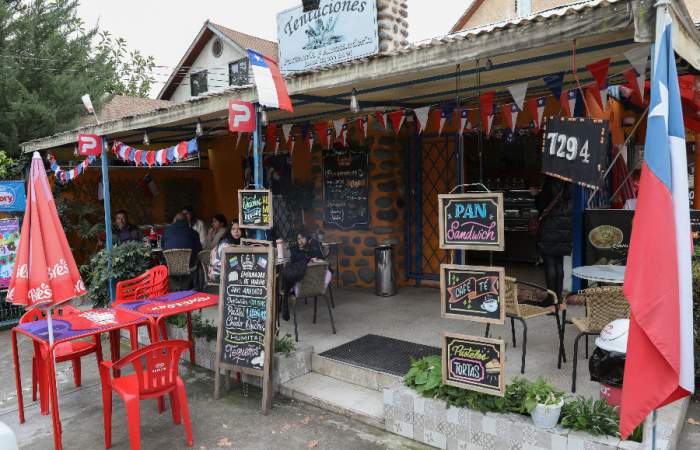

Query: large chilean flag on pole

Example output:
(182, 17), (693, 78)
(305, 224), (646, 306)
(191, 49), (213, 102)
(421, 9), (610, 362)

(248, 49), (294, 112)
(620, 3), (694, 438)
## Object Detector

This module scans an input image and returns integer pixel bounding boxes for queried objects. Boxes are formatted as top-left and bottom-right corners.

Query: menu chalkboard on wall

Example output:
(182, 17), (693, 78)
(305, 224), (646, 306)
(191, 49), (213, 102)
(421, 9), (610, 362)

(238, 189), (273, 230)
(214, 246), (275, 413)
(323, 150), (369, 230)
(440, 265), (505, 324)
(442, 333), (505, 397)
(438, 193), (504, 251)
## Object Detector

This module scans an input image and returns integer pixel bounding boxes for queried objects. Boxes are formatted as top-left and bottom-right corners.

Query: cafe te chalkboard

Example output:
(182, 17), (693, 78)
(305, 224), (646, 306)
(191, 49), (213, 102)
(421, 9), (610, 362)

(440, 265), (505, 325)
(238, 189), (273, 230)
(214, 246), (275, 413)
(438, 193), (504, 251)
(442, 333), (505, 397)
(323, 150), (370, 230)
(541, 116), (608, 188)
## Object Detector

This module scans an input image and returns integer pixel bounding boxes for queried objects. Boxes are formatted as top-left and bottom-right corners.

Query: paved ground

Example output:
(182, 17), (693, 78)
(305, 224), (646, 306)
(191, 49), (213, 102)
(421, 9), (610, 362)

(0, 330), (419, 450)
(679, 399), (700, 450)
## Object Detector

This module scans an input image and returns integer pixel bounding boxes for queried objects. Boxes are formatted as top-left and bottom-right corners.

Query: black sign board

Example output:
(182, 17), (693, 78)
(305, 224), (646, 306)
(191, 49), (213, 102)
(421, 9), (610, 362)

(584, 209), (634, 266)
(214, 246), (275, 413)
(541, 117), (608, 188)
(238, 189), (273, 230)
(438, 193), (504, 251)
(442, 333), (505, 397)
(323, 150), (370, 230)
(440, 265), (505, 324)
(691, 210), (700, 248)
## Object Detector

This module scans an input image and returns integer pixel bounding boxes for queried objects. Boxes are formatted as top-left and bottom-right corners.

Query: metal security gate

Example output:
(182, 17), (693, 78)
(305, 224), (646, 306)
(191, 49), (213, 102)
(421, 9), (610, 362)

(404, 133), (461, 282)
(0, 293), (23, 328)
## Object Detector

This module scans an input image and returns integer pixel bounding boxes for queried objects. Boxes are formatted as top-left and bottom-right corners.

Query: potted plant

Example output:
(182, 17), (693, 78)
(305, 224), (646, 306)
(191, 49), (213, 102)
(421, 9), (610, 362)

(522, 377), (565, 429)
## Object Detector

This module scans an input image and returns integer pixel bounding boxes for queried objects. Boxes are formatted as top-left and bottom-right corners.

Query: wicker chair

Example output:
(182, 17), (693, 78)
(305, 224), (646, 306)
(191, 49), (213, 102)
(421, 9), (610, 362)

(290, 261), (336, 342)
(319, 243), (336, 309)
(564, 286), (630, 392)
(162, 249), (196, 290)
(485, 277), (564, 374)
(197, 250), (218, 293)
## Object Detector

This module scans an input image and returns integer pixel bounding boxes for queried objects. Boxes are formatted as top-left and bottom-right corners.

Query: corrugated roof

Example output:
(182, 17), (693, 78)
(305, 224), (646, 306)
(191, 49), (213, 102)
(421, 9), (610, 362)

(79, 95), (173, 127)
(209, 22), (278, 60)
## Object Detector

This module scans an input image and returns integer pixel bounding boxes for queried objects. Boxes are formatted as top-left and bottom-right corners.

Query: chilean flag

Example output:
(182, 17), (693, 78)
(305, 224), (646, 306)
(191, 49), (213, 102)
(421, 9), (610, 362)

(620, 6), (694, 438)
(248, 50), (293, 112)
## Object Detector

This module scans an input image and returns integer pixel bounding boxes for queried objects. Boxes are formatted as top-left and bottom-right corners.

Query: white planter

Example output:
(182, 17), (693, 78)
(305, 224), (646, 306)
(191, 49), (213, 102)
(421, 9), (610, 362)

(531, 398), (564, 429)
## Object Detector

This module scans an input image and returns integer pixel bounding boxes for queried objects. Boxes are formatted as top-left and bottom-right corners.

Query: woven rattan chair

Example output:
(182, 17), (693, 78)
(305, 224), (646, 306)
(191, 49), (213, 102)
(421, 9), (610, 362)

(485, 277), (564, 374)
(162, 249), (195, 290)
(564, 286), (630, 392)
(197, 250), (218, 293)
(290, 261), (336, 342)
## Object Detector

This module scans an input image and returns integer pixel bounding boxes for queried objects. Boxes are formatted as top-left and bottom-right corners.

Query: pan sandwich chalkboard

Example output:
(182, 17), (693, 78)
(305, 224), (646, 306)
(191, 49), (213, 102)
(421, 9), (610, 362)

(442, 333), (505, 397)
(238, 189), (273, 230)
(440, 265), (505, 324)
(438, 193), (504, 251)
(323, 150), (370, 230)
(541, 117), (608, 188)
(214, 246), (275, 413)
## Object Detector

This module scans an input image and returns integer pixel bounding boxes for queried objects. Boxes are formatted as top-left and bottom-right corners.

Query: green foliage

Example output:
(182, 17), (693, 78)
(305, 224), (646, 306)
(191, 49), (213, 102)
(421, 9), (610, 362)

(692, 247), (700, 385)
(274, 332), (296, 355)
(560, 396), (619, 437)
(95, 31), (155, 98)
(53, 182), (103, 258)
(166, 314), (218, 342)
(520, 376), (565, 414)
(80, 241), (152, 307)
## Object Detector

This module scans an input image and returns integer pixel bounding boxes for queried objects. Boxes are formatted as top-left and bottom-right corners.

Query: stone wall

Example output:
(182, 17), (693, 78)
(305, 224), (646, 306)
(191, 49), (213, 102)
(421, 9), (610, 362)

(377, 0), (409, 53)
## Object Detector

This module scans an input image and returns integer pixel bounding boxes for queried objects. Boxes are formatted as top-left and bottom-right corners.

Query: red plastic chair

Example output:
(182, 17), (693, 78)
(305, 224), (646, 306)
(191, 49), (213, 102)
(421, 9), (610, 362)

(19, 306), (103, 415)
(99, 340), (193, 450)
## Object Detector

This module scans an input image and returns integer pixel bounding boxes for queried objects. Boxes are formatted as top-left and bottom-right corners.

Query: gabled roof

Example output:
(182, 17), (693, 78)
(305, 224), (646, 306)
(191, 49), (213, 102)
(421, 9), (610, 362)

(450, 0), (486, 33)
(157, 20), (278, 100)
(79, 95), (173, 127)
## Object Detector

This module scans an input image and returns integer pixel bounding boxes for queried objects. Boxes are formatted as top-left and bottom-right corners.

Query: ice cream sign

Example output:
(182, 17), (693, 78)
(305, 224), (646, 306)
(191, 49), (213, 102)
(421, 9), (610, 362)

(0, 181), (26, 212)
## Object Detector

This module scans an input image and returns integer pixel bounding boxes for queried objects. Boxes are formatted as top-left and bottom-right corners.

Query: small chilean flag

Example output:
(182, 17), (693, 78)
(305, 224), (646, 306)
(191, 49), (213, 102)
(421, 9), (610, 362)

(248, 50), (293, 112)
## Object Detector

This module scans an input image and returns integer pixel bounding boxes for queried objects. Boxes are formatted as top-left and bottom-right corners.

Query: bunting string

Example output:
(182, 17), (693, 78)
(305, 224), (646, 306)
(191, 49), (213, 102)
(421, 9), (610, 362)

(111, 138), (199, 166)
(48, 153), (96, 184)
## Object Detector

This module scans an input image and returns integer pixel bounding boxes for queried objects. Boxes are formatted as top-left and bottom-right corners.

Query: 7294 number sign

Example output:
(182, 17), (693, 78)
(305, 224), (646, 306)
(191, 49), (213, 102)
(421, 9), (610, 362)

(541, 117), (608, 188)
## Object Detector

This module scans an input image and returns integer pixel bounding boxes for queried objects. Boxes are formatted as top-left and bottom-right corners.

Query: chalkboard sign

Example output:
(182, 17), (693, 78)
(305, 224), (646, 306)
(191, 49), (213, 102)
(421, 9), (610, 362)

(691, 210), (700, 247)
(440, 264), (505, 324)
(214, 246), (275, 413)
(238, 189), (273, 230)
(323, 150), (370, 230)
(438, 193), (504, 251)
(442, 333), (505, 397)
(541, 117), (608, 188)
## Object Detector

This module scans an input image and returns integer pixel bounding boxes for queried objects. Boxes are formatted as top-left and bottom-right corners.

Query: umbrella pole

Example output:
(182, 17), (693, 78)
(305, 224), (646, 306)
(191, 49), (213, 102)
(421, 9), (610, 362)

(46, 308), (62, 450)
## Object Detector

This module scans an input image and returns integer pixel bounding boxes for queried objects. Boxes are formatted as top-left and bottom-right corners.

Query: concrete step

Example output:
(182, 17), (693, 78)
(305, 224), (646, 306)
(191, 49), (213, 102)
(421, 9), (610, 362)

(280, 372), (385, 430)
(312, 354), (402, 392)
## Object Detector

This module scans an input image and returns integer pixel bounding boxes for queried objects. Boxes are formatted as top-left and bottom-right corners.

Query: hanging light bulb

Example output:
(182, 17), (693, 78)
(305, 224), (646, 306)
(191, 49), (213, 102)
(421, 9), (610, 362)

(349, 88), (360, 113)
(143, 131), (150, 145)
(260, 108), (268, 126)
(195, 119), (203, 137)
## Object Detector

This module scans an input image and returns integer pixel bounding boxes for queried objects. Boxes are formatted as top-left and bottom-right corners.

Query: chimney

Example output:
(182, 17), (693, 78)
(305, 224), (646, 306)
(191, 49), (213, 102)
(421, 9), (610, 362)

(377, 0), (409, 53)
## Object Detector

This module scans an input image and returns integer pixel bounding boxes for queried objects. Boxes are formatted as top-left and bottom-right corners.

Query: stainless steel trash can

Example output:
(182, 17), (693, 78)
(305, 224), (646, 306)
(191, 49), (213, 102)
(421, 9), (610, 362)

(375, 245), (396, 297)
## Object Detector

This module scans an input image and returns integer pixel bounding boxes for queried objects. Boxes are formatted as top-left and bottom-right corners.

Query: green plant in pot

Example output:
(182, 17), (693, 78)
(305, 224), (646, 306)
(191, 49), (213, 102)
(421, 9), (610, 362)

(523, 377), (565, 429)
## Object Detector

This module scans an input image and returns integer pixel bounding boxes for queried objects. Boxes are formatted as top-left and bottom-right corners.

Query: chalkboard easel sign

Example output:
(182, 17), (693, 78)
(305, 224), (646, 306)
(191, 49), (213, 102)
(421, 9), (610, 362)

(214, 246), (276, 414)
(323, 150), (370, 230)
(541, 116), (608, 188)
(238, 189), (273, 230)
(440, 264), (505, 325)
(442, 333), (505, 397)
(438, 193), (504, 251)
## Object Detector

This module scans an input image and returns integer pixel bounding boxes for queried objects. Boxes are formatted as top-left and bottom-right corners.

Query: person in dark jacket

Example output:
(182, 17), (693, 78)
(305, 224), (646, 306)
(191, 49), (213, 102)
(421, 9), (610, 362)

(285, 229), (325, 288)
(112, 210), (141, 244)
(162, 213), (202, 268)
(532, 177), (572, 303)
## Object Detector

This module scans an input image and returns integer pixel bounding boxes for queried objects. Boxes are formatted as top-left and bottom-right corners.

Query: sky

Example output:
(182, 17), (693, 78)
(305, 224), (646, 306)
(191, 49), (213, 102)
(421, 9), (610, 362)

(76, 0), (470, 98)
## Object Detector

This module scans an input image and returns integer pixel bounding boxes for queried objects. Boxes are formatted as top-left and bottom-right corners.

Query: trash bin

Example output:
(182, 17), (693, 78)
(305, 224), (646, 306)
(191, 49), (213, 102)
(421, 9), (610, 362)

(589, 319), (629, 406)
(375, 245), (396, 297)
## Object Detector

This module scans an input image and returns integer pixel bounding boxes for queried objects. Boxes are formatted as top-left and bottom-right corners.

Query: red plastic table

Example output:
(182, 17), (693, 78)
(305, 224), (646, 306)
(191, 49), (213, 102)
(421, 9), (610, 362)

(11, 307), (149, 450)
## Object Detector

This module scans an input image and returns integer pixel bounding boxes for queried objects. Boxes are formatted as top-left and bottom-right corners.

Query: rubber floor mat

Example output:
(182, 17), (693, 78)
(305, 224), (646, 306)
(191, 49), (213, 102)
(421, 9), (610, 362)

(318, 334), (440, 377)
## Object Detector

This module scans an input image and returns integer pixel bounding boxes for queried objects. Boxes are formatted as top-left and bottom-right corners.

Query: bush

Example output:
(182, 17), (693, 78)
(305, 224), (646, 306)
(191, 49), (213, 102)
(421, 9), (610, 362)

(81, 241), (152, 307)
(560, 396), (618, 436)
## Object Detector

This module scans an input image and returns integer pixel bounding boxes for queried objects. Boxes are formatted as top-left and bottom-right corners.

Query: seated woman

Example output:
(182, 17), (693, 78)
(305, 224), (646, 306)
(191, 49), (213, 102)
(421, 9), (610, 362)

(208, 220), (244, 283)
(204, 214), (227, 250)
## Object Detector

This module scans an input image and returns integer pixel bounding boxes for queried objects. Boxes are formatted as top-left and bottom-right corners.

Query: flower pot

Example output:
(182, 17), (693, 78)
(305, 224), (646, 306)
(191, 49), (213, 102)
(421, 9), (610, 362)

(531, 398), (564, 429)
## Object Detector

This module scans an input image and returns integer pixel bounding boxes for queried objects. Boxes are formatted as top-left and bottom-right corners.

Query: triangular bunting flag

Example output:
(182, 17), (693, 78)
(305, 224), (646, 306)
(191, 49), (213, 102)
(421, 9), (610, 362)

(543, 73), (565, 99)
(501, 105), (513, 132)
(439, 102), (456, 135)
(282, 124), (293, 146)
(374, 111), (386, 130)
(486, 104), (496, 136)
(509, 104), (519, 131)
(479, 91), (495, 135)
(314, 122), (328, 148)
(586, 58), (610, 110)
(623, 68), (644, 104)
(507, 82), (528, 111)
(460, 109), (471, 134)
(333, 119), (344, 142)
(586, 84), (604, 110)
(388, 110), (405, 134)
(624, 45), (650, 100)
(413, 106), (430, 134)
(560, 90), (577, 117)
(527, 99), (539, 130)
(266, 124), (277, 147)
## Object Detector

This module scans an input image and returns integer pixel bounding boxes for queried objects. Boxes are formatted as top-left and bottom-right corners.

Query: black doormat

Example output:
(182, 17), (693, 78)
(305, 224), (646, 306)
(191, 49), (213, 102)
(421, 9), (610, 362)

(318, 334), (440, 377)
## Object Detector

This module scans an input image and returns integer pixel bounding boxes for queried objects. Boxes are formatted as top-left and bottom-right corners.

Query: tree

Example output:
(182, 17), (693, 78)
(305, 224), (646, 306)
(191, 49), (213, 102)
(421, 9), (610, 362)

(0, 0), (155, 156)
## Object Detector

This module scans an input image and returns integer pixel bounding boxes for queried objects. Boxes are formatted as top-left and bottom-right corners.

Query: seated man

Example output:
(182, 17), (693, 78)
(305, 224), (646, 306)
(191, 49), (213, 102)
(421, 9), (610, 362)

(112, 210), (141, 245)
(162, 213), (202, 268)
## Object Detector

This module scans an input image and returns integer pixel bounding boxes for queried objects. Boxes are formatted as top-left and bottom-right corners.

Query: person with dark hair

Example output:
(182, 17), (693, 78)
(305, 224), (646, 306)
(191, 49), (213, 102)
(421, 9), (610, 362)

(162, 213), (202, 268)
(182, 206), (207, 247)
(208, 220), (245, 282)
(204, 213), (227, 250)
(531, 177), (573, 304)
(112, 210), (141, 244)
(285, 227), (325, 290)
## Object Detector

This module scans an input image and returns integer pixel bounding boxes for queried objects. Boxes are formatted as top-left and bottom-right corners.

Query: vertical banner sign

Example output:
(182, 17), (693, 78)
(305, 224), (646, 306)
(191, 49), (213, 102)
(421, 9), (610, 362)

(238, 189), (273, 230)
(0, 181), (26, 212)
(442, 333), (505, 397)
(440, 265), (505, 324)
(277, 0), (379, 73)
(541, 117), (608, 188)
(0, 218), (20, 288)
(323, 150), (370, 230)
(214, 246), (276, 414)
(438, 193), (504, 251)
